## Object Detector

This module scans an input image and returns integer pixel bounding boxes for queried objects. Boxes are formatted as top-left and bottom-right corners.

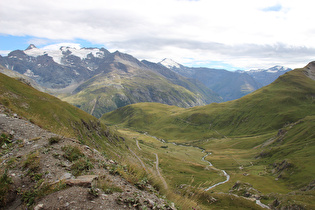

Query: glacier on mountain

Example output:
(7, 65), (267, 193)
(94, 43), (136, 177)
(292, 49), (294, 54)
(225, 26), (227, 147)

(24, 44), (105, 65)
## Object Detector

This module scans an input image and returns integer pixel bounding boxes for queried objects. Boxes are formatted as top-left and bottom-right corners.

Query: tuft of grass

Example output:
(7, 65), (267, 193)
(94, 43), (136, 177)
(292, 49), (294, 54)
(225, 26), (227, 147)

(0, 169), (13, 207)
(48, 136), (62, 145)
(62, 145), (84, 162)
(22, 150), (40, 174)
(21, 180), (68, 207)
(70, 157), (94, 176)
(97, 176), (123, 194)
(0, 132), (13, 147)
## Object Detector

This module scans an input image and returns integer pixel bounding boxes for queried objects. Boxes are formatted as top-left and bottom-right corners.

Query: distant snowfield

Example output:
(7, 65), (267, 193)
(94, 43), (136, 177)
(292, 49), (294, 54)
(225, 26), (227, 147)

(24, 44), (105, 65)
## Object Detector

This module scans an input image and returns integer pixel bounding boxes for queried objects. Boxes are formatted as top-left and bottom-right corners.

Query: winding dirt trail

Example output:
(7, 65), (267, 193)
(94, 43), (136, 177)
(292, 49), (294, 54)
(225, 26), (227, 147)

(129, 148), (147, 170)
(155, 153), (168, 189)
(136, 139), (142, 150)
(130, 140), (168, 189)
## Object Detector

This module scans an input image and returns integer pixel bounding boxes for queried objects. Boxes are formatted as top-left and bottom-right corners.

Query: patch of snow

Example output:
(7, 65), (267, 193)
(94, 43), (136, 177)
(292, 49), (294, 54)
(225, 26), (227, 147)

(24, 47), (46, 57)
(24, 69), (39, 78)
(160, 58), (181, 68)
(24, 44), (105, 65)
(42, 43), (81, 51)
(246, 65), (291, 73)
(266, 70), (278, 73)
(73, 70), (80, 75)
(68, 48), (105, 60)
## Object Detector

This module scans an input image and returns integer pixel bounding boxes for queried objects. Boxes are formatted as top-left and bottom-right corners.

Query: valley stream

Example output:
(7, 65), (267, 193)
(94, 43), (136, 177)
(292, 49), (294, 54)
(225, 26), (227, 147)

(201, 152), (230, 191)
(144, 133), (270, 209)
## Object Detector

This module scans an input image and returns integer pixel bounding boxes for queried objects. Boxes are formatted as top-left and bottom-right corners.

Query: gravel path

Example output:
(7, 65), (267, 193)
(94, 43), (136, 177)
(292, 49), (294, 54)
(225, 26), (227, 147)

(154, 153), (168, 190)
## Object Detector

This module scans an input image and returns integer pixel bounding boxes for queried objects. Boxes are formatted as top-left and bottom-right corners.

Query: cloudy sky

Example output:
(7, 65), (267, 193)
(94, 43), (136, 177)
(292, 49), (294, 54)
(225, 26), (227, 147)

(0, 0), (314, 70)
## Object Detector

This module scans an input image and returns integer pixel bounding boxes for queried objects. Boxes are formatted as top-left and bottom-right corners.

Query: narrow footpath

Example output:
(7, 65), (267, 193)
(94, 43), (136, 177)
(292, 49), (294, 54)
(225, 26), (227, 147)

(155, 153), (168, 189)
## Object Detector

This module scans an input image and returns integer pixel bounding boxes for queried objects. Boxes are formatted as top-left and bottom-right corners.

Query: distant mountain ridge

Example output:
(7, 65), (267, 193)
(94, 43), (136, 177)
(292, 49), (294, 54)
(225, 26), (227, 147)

(0, 44), (292, 116)
(159, 58), (292, 101)
(0, 45), (222, 117)
(243, 65), (292, 86)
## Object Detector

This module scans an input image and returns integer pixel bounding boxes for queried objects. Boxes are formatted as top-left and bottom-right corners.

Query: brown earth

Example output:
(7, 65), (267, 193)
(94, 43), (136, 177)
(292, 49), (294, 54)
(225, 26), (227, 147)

(0, 105), (175, 209)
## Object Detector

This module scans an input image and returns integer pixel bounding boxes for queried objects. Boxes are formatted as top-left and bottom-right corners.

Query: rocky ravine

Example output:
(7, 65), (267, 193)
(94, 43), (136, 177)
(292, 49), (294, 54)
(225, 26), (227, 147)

(0, 105), (175, 209)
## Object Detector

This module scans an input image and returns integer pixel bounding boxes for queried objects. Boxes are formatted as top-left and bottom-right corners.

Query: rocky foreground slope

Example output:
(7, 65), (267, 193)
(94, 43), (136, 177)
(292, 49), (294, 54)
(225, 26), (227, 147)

(0, 105), (175, 209)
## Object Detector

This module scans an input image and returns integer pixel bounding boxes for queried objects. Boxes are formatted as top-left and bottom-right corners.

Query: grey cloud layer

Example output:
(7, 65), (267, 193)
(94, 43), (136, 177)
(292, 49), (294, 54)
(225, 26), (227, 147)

(0, 0), (314, 69)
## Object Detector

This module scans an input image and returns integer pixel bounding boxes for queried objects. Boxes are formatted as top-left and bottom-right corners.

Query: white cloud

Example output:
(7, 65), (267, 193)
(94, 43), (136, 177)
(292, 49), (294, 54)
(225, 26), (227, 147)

(0, 0), (314, 69)
(0, 50), (11, 56)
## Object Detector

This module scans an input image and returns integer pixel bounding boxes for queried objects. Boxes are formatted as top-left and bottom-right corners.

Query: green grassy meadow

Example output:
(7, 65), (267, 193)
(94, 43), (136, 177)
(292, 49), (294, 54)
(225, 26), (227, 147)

(102, 66), (315, 209)
(1, 63), (315, 209)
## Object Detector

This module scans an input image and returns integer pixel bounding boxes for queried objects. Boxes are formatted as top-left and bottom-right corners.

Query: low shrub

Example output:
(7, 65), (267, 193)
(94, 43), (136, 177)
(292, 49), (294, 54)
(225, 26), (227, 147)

(71, 157), (94, 176)
(48, 136), (62, 145)
(62, 145), (84, 162)
(0, 169), (13, 207)
(22, 150), (40, 174)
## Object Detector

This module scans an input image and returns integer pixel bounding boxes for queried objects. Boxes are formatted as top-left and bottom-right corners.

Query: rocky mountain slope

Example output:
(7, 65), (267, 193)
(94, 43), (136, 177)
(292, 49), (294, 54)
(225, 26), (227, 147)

(159, 59), (291, 101)
(0, 72), (175, 209)
(0, 107), (173, 209)
(0, 46), (222, 117)
(60, 52), (222, 118)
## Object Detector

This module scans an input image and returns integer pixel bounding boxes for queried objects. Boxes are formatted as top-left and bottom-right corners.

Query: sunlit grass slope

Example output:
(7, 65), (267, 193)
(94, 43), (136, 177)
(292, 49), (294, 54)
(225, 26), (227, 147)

(0, 71), (99, 137)
(102, 66), (315, 141)
(101, 63), (315, 208)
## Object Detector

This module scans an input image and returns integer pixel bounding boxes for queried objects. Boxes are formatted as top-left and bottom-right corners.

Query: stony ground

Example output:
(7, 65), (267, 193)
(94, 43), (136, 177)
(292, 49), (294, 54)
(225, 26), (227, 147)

(0, 105), (175, 209)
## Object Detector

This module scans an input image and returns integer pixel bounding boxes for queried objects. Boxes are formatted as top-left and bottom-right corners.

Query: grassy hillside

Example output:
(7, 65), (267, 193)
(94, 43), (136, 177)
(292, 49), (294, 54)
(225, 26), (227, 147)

(0, 71), (92, 135)
(60, 70), (214, 118)
(0, 69), (263, 209)
(2, 61), (315, 209)
(101, 63), (315, 208)
(0, 69), (127, 154)
(102, 66), (315, 140)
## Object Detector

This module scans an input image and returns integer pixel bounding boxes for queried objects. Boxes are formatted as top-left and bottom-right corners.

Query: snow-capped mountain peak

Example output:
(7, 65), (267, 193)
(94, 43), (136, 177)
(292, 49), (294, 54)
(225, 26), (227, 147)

(246, 65), (292, 73)
(24, 43), (106, 65)
(25, 44), (37, 50)
(159, 58), (181, 69)
(267, 65), (291, 72)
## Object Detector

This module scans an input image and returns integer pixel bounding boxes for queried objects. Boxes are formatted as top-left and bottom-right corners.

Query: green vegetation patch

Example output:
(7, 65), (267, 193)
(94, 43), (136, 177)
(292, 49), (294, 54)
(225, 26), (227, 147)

(97, 175), (123, 194)
(62, 145), (85, 162)
(0, 169), (13, 207)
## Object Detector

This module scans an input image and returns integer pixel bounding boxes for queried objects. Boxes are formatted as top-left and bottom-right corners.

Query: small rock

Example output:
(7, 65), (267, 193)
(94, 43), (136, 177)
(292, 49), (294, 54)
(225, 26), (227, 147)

(0, 114), (7, 117)
(147, 199), (155, 208)
(34, 203), (44, 210)
(60, 172), (73, 180)
(65, 175), (98, 187)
